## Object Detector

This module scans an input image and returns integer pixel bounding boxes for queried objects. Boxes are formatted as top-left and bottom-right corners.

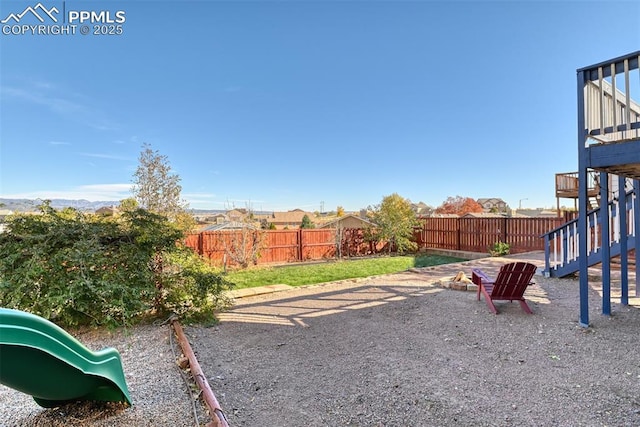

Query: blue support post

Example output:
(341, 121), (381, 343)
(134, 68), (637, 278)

(635, 180), (640, 297)
(619, 176), (629, 305)
(562, 231), (569, 266)
(577, 70), (590, 327)
(544, 233), (551, 277)
(601, 172), (611, 315)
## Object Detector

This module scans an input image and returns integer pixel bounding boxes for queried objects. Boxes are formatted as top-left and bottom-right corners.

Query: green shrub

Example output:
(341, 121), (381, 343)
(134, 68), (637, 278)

(489, 241), (510, 257)
(161, 247), (234, 322)
(0, 203), (233, 327)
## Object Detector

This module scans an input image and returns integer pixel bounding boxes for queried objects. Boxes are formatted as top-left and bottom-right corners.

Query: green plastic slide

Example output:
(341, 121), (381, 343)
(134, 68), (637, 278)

(0, 308), (131, 408)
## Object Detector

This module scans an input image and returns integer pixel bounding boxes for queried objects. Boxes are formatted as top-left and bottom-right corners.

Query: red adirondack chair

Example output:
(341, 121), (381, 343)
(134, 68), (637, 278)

(471, 262), (537, 314)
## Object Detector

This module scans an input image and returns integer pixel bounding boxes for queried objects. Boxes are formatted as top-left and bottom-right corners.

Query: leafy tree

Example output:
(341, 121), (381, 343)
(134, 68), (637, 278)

(435, 196), (483, 216)
(259, 218), (277, 230)
(372, 193), (419, 254)
(132, 143), (187, 219)
(132, 144), (196, 232)
(223, 223), (266, 269)
(118, 197), (139, 212)
(300, 214), (315, 229)
(336, 206), (345, 217)
(221, 205), (266, 269)
(0, 202), (233, 327)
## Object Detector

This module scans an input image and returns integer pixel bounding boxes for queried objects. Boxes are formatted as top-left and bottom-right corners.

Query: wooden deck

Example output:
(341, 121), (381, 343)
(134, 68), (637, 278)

(573, 50), (640, 326)
(581, 52), (640, 179)
(555, 170), (600, 211)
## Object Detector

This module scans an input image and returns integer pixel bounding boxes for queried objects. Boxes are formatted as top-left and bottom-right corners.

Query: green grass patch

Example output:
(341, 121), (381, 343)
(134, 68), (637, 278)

(224, 254), (466, 289)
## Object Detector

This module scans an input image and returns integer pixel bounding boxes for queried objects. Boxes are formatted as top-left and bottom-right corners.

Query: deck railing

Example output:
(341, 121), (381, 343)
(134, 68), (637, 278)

(555, 170), (599, 199)
(583, 54), (640, 144)
(543, 189), (636, 277)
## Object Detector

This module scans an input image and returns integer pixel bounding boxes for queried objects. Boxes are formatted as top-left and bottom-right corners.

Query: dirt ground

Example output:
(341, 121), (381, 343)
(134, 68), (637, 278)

(3, 252), (640, 426)
(190, 253), (640, 427)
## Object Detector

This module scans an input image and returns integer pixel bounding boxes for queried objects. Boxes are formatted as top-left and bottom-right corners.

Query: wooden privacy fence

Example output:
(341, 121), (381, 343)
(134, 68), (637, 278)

(185, 217), (564, 266)
(185, 228), (381, 266)
(416, 217), (565, 254)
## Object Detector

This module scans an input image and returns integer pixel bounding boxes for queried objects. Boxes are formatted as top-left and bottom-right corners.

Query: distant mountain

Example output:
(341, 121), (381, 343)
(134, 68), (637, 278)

(0, 198), (118, 213)
(0, 199), (278, 215)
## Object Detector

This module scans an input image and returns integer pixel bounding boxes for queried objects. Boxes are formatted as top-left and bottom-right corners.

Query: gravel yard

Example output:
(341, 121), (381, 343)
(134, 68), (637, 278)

(3, 252), (640, 426)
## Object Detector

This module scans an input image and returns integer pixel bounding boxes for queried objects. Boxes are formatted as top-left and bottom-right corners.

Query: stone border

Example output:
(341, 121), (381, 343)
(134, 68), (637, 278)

(408, 267), (479, 292)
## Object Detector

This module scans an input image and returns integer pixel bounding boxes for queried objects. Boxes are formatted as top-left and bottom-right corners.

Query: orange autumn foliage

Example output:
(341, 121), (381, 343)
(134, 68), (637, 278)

(435, 196), (484, 216)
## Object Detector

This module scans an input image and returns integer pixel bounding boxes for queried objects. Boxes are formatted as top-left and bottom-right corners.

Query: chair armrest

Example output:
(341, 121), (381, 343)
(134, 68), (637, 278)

(471, 268), (494, 286)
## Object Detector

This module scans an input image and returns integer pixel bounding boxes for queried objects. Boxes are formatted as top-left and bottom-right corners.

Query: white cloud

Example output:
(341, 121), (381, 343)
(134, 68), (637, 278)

(33, 80), (55, 90)
(1, 85), (85, 114)
(79, 184), (131, 193)
(1, 81), (118, 131)
(78, 152), (131, 161)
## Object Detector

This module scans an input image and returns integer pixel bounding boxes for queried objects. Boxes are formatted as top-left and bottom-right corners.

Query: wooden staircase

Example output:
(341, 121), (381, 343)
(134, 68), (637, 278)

(555, 170), (600, 212)
(573, 51), (640, 326)
(543, 187), (636, 278)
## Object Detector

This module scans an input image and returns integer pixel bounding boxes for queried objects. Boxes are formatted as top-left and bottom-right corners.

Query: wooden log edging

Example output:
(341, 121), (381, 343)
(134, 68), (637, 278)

(171, 319), (229, 427)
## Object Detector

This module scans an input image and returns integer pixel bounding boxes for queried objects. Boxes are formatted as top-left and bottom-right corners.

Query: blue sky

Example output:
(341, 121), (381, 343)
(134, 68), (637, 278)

(1, 1), (639, 212)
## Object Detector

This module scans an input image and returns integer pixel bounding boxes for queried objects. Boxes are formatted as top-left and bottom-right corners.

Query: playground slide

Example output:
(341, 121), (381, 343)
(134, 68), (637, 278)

(0, 308), (131, 408)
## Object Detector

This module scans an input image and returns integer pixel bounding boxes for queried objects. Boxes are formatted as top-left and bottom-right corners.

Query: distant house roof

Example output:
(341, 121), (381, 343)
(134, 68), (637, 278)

(515, 209), (558, 218)
(411, 202), (431, 215)
(269, 210), (312, 228)
(319, 214), (374, 229)
(226, 209), (249, 221)
(200, 221), (257, 231)
(95, 206), (119, 216)
(416, 207), (437, 218)
(477, 198), (507, 205)
(461, 212), (506, 218)
(428, 213), (459, 218)
(199, 213), (228, 224)
(477, 198), (508, 210)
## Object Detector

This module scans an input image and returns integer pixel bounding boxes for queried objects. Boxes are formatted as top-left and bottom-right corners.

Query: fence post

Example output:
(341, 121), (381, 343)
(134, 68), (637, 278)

(298, 229), (303, 262)
(502, 217), (508, 245)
